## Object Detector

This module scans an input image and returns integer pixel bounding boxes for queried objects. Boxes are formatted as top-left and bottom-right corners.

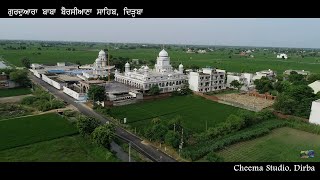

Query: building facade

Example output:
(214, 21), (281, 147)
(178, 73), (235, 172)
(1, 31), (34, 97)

(188, 67), (226, 92)
(114, 49), (188, 93)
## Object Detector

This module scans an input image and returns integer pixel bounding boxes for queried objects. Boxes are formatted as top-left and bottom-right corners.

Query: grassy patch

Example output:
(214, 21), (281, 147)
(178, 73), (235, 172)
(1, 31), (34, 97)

(0, 113), (78, 151)
(217, 127), (320, 162)
(110, 95), (247, 133)
(2, 46), (320, 73)
(0, 135), (119, 162)
(0, 87), (31, 97)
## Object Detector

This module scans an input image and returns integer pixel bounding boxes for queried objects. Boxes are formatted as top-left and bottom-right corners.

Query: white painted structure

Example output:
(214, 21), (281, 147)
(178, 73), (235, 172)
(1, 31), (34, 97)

(308, 80), (320, 94)
(188, 67), (226, 92)
(57, 62), (66, 66)
(277, 53), (288, 59)
(42, 74), (62, 89)
(63, 86), (87, 101)
(226, 72), (253, 91)
(79, 50), (115, 79)
(115, 49), (188, 93)
(309, 100), (320, 125)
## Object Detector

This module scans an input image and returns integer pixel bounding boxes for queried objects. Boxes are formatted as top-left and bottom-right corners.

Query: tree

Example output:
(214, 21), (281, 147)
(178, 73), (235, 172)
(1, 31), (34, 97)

(88, 85), (105, 102)
(149, 85), (160, 95)
(307, 74), (320, 83)
(9, 69), (31, 87)
(21, 57), (31, 68)
(230, 80), (242, 90)
(274, 81), (290, 93)
(254, 77), (273, 94)
(92, 124), (115, 149)
(76, 116), (101, 136)
(288, 73), (305, 84)
(274, 85), (316, 117)
(165, 131), (180, 148)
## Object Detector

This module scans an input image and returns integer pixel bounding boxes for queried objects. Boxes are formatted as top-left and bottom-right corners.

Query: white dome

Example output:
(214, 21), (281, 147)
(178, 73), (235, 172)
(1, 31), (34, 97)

(125, 62), (130, 67)
(144, 65), (149, 70)
(179, 64), (183, 68)
(96, 58), (102, 62)
(159, 49), (168, 57)
(99, 50), (106, 56)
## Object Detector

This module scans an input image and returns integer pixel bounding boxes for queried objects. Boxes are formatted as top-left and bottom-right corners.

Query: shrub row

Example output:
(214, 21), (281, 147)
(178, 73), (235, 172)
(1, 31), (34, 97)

(181, 120), (287, 161)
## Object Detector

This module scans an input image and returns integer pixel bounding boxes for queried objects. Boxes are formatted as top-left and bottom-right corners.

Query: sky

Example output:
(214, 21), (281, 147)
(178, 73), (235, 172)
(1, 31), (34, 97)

(1, 18), (320, 48)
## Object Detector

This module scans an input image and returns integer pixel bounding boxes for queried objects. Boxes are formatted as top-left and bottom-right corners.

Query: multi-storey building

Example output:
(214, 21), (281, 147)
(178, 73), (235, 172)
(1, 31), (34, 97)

(188, 67), (226, 92)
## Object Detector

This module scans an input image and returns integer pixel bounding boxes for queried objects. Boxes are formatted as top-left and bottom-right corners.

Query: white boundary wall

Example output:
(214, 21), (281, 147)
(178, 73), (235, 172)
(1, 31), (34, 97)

(63, 86), (87, 101)
(309, 100), (320, 125)
(42, 74), (61, 89)
(29, 69), (41, 78)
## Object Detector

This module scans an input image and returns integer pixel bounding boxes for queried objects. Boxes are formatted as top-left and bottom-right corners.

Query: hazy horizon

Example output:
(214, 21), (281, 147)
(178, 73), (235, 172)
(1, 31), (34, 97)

(1, 18), (320, 49)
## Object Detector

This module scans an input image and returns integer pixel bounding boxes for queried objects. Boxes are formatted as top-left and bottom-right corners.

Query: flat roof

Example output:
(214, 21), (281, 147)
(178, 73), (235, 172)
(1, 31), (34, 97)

(105, 81), (139, 93)
(81, 80), (105, 84)
(57, 74), (82, 82)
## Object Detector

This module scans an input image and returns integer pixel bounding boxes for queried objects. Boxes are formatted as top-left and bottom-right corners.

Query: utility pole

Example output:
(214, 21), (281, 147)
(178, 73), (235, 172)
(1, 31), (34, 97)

(108, 48), (110, 82)
(128, 142), (131, 162)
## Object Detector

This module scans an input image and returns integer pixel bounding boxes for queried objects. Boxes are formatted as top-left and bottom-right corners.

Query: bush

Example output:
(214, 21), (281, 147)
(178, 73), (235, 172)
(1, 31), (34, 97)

(206, 152), (224, 162)
(76, 116), (101, 136)
(165, 131), (180, 149)
(63, 110), (77, 117)
(21, 96), (38, 105)
(144, 123), (169, 142)
(92, 124), (115, 149)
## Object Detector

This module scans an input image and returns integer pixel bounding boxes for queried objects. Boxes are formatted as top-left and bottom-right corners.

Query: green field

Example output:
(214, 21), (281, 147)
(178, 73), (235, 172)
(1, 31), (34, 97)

(0, 113), (78, 151)
(217, 127), (320, 162)
(110, 95), (246, 133)
(0, 135), (119, 162)
(2, 44), (320, 73)
(0, 87), (32, 97)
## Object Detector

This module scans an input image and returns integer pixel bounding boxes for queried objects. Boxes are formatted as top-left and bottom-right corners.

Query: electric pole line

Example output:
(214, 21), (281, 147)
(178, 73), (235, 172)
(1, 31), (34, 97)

(128, 142), (131, 162)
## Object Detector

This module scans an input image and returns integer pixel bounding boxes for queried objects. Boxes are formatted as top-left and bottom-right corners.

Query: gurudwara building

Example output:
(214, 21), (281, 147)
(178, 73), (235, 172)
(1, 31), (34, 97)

(114, 49), (188, 93)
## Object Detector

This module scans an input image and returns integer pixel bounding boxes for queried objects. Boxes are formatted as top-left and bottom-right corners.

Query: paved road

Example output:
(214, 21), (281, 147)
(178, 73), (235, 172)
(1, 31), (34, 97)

(30, 74), (176, 162)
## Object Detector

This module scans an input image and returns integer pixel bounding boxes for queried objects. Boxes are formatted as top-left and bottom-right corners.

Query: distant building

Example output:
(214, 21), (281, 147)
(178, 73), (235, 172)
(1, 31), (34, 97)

(308, 80), (320, 94)
(186, 48), (194, 53)
(277, 53), (288, 59)
(188, 67), (226, 92)
(197, 49), (207, 54)
(256, 69), (276, 78)
(309, 99), (320, 125)
(239, 52), (246, 56)
(284, 69), (310, 76)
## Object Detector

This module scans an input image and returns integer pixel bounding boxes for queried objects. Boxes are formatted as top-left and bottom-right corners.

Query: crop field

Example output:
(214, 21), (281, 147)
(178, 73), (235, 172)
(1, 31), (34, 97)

(217, 127), (320, 162)
(2, 42), (320, 73)
(0, 87), (32, 97)
(110, 95), (247, 133)
(0, 113), (78, 151)
(0, 135), (119, 162)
